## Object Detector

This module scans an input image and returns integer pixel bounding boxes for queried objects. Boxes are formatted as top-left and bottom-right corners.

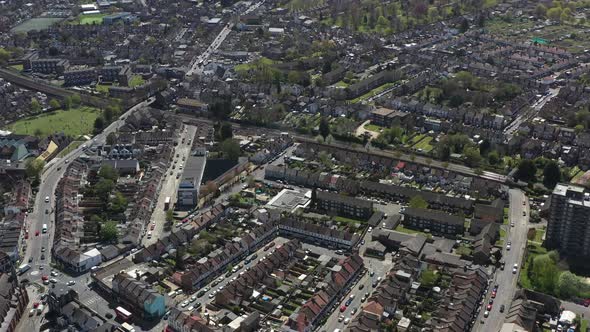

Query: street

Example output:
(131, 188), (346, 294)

(474, 189), (529, 332)
(144, 125), (197, 246)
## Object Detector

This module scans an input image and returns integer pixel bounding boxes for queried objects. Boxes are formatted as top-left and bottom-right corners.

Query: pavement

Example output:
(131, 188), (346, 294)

(144, 125), (198, 246)
(474, 189), (529, 332)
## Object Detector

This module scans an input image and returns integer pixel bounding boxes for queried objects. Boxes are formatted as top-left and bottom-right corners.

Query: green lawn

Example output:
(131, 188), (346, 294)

(57, 140), (84, 158)
(396, 224), (432, 239)
(533, 228), (545, 243)
(5, 107), (101, 137)
(364, 123), (384, 132)
(334, 80), (349, 88)
(9, 64), (24, 71)
(334, 216), (364, 225)
(503, 207), (509, 225)
(582, 319), (588, 332)
(129, 75), (145, 88)
(95, 84), (115, 94)
(348, 82), (396, 103)
(75, 13), (108, 25)
(412, 136), (434, 152)
(519, 242), (548, 289)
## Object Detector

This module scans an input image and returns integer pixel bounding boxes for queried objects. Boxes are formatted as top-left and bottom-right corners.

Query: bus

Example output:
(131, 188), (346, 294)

(18, 264), (31, 275)
(115, 306), (132, 321)
(118, 322), (135, 332)
(42, 224), (47, 233)
(164, 197), (171, 210)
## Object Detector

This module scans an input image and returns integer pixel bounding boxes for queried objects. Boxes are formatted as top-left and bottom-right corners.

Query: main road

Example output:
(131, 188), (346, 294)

(21, 98), (154, 278)
(474, 188), (529, 332)
(186, 0), (265, 76)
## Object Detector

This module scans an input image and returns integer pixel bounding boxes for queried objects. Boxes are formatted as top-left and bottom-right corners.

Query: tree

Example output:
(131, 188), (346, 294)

(556, 272), (587, 299)
(319, 117), (330, 140)
(409, 195), (428, 209)
(95, 179), (115, 203)
(94, 117), (105, 132)
(25, 159), (45, 180)
(106, 132), (117, 146)
(210, 99), (232, 120)
(547, 7), (562, 20)
(543, 161), (561, 189)
(0, 48), (9, 65)
(30, 98), (42, 113)
(463, 147), (482, 168)
(100, 220), (118, 242)
(488, 150), (500, 165)
(63, 96), (72, 110)
(71, 94), (81, 107)
(98, 164), (118, 181)
(49, 99), (61, 109)
(535, 4), (547, 17)
(220, 139), (241, 162)
(176, 247), (186, 270)
(166, 209), (174, 223)
(459, 18), (469, 33)
(219, 122), (233, 141)
(420, 269), (438, 288)
(530, 252), (560, 294)
(108, 191), (128, 214)
(515, 160), (537, 183)
(479, 139), (491, 156)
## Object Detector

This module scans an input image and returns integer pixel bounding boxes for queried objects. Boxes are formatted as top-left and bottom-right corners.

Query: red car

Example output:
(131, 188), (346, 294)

(491, 292), (497, 299)
(340, 305), (347, 312)
(486, 304), (492, 311)
(35, 230), (40, 236)
(33, 302), (39, 308)
(41, 275), (48, 281)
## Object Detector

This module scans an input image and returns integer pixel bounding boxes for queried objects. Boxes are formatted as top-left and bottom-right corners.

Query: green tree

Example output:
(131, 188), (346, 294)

(109, 191), (128, 214)
(479, 139), (491, 156)
(176, 247), (186, 270)
(556, 271), (588, 299)
(535, 4), (547, 17)
(63, 96), (72, 110)
(488, 150), (500, 165)
(106, 132), (117, 146)
(49, 99), (61, 109)
(420, 269), (438, 287)
(30, 98), (42, 113)
(100, 220), (118, 242)
(219, 122), (233, 141)
(71, 94), (81, 107)
(516, 159), (537, 183)
(166, 209), (174, 223)
(543, 161), (561, 189)
(220, 139), (241, 162)
(98, 164), (118, 181)
(94, 117), (105, 132)
(547, 7), (563, 20)
(409, 195), (429, 209)
(319, 117), (330, 140)
(463, 146), (482, 168)
(95, 178), (115, 203)
(530, 252), (560, 294)
(25, 159), (45, 180)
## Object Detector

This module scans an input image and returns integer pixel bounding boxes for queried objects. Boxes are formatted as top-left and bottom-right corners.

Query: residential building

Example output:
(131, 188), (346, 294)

(64, 69), (96, 86)
(545, 184), (590, 258)
(112, 273), (166, 320)
(30, 58), (69, 74)
(167, 308), (260, 332)
(177, 155), (206, 208)
(47, 286), (115, 331)
(370, 107), (412, 128)
(0, 268), (29, 332)
(402, 207), (465, 238)
(314, 190), (374, 220)
(53, 247), (102, 273)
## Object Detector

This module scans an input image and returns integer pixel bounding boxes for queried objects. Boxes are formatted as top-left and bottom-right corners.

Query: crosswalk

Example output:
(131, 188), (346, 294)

(79, 293), (102, 308)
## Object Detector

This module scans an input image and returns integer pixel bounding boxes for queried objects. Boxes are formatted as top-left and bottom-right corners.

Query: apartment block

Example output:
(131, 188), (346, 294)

(546, 183), (590, 258)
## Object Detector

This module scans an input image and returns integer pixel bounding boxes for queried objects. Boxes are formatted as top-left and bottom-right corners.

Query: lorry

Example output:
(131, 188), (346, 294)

(164, 197), (171, 210)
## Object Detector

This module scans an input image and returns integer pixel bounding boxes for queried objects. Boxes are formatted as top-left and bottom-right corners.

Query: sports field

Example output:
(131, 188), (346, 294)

(11, 18), (64, 33)
(4, 107), (101, 137)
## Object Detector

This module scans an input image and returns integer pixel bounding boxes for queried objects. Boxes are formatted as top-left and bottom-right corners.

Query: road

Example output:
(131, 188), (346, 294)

(16, 99), (154, 332)
(173, 237), (292, 312)
(475, 189), (529, 332)
(504, 88), (560, 140)
(144, 125), (197, 246)
(186, 1), (264, 76)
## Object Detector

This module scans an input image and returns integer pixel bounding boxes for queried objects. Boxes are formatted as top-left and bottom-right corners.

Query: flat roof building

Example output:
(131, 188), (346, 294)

(177, 155), (206, 209)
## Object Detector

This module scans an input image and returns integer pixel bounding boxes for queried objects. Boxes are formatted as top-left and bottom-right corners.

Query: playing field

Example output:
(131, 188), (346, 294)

(11, 18), (64, 33)
(76, 13), (107, 25)
(4, 107), (101, 137)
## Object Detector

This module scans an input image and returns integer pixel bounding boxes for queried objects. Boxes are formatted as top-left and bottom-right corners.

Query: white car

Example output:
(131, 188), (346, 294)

(506, 244), (511, 251)
(67, 280), (76, 286)
(484, 310), (489, 318)
(49, 278), (57, 284)
(181, 301), (189, 308)
(344, 318), (351, 324)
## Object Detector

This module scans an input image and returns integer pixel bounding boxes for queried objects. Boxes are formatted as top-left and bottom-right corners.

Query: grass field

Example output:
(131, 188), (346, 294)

(5, 107), (101, 137)
(334, 216), (364, 225)
(9, 64), (24, 71)
(75, 13), (108, 25)
(11, 18), (64, 33)
(349, 82), (396, 103)
(412, 136), (434, 152)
